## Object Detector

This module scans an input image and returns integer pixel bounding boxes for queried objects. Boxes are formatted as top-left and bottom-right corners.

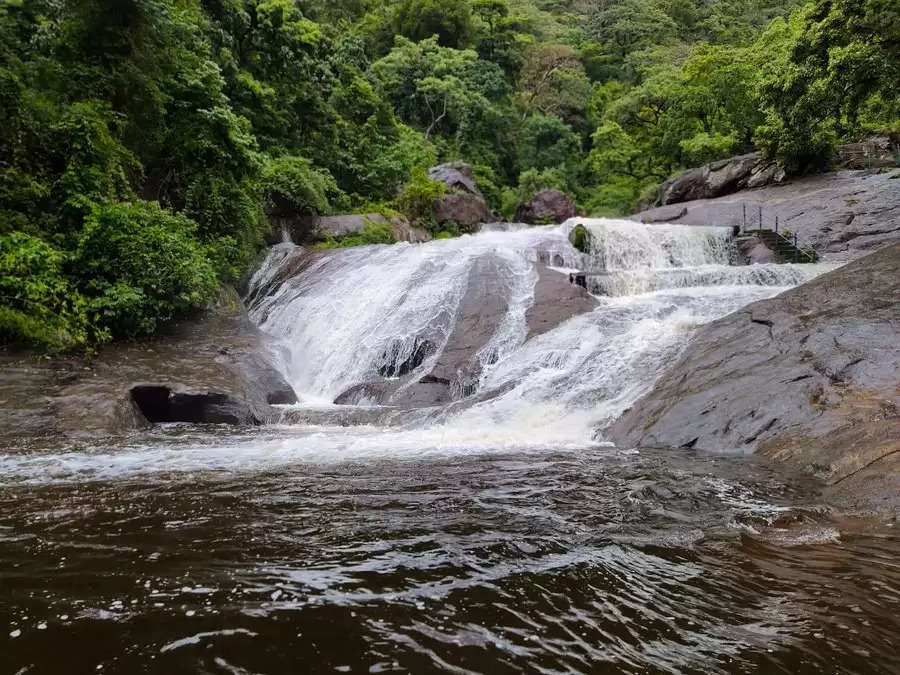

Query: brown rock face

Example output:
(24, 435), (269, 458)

(515, 189), (576, 224)
(0, 288), (297, 440)
(434, 192), (490, 227)
(635, 169), (900, 261)
(604, 243), (900, 513)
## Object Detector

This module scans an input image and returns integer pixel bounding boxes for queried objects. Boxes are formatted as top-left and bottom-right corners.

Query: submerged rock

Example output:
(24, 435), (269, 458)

(332, 257), (597, 408)
(605, 243), (900, 513)
(515, 189), (576, 225)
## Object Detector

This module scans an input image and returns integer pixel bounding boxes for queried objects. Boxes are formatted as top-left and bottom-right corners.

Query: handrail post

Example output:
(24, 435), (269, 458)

(742, 203), (746, 232)
(758, 205), (762, 230)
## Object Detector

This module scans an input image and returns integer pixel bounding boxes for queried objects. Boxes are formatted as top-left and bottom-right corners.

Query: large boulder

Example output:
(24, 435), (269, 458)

(835, 135), (899, 170)
(515, 189), (576, 225)
(656, 153), (786, 206)
(0, 287), (297, 440)
(635, 169), (900, 262)
(427, 162), (490, 227)
(434, 192), (490, 227)
(604, 243), (900, 513)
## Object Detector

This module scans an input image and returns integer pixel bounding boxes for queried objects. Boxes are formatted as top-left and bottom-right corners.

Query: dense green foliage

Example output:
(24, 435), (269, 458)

(1, 0), (896, 349)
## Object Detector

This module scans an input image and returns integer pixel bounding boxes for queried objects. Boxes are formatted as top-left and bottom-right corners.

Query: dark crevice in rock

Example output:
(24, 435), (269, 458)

(420, 374), (450, 385)
(131, 385), (259, 426)
(743, 418), (779, 445)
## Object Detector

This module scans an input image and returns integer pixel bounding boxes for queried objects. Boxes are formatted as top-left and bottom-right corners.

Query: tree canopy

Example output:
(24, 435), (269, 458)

(1, 0), (896, 350)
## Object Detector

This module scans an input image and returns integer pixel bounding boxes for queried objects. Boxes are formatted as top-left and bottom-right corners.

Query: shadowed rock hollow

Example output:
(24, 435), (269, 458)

(0, 288), (296, 440)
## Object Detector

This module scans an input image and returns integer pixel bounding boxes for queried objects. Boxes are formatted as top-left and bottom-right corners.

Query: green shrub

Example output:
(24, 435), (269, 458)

(317, 219), (396, 248)
(74, 201), (218, 338)
(0, 232), (90, 351)
(260, 155), (340, 217)
(395, 167), (446, 226)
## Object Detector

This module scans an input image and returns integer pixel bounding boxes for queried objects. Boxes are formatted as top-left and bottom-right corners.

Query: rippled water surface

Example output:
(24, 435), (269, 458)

(2, 427), (898, 674)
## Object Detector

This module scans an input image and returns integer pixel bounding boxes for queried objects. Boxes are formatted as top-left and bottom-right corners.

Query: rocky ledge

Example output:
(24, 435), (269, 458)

(635, 169), (900, 261)
(605, 243), (900, 514)
(0, 288), (296, 440)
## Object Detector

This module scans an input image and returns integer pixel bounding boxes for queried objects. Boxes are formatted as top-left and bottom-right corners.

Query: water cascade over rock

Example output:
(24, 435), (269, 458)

(247, 219), (835, 446)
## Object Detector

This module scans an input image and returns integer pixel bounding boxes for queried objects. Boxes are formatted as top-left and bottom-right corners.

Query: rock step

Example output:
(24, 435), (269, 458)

(743, 229), (817, 263)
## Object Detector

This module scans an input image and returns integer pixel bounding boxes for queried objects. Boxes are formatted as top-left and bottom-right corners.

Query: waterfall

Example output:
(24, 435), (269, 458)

(248, 218), (836, 444)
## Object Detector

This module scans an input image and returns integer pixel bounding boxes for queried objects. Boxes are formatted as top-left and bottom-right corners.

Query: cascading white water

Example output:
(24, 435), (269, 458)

(247, 218), (836, 448)
(248, 226), (580, 403)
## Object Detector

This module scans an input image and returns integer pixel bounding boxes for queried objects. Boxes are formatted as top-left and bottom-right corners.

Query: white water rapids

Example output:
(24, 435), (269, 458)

(245, 219), (835, 451)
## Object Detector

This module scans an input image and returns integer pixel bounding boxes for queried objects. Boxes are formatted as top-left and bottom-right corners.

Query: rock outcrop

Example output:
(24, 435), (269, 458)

(653, 153), (786, 206)
(635, 169), (900, 261)
(434, 192), (490, 227)
(428, 162), (483, 196)
(605, 243), (900, 513)
(0, 288), (296, 440)
(650, 137), (898, 209)
(428, 162), (490, 228)
(515, 189), (576, 225)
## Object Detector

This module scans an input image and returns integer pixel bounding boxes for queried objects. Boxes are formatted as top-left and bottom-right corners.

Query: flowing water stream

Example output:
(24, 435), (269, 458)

(2, 220), (898, 673)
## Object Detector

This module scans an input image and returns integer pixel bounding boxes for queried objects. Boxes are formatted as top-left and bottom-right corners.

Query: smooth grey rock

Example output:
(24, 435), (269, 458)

(634, 169), (900, 262)
(656, 153), (786, 206)
(515, 189), (576, 225)
(737, 236), (776, 265)
(428, 162), (482, 196)
(605, 243), (900, 513)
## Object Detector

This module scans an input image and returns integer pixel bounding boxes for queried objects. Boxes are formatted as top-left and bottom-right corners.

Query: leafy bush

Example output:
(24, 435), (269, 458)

(317, 220), (396, 248)
(260, 155), (340, 217)
(0, 232), (90, 351)
(73, 201), (218, 338)
(395, 167), (446, 226)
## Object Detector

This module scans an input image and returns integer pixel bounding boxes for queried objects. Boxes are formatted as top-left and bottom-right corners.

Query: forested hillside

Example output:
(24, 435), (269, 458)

(1, 0), (897, 350)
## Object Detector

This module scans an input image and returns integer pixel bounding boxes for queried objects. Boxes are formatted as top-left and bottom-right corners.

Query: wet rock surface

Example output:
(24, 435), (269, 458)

(605, 243), (900, 513)
(515, 189), (576, 224)
(0, 288), (296, 439)
(635, 169), (900, 261)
